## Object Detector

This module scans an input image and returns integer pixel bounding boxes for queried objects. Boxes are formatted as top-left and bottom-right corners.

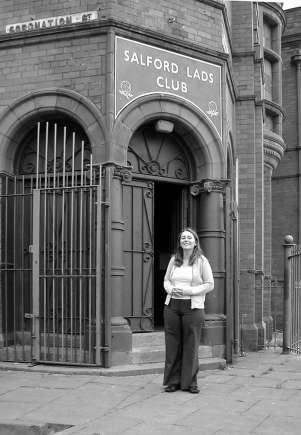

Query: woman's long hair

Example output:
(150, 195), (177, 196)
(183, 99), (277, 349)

(174, 227), (203, 266)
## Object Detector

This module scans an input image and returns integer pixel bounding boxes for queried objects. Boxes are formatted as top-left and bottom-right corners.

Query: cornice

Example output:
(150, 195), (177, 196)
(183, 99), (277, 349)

(0, 17), (229, 65)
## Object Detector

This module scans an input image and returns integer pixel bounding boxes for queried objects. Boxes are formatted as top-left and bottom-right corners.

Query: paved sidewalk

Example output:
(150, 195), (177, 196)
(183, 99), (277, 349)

(0, 348), (300, 434)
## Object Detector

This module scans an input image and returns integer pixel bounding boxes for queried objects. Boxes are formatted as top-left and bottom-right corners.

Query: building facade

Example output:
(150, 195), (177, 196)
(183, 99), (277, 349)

(0, 1), (286, 367)
(272, 6), (301, 330)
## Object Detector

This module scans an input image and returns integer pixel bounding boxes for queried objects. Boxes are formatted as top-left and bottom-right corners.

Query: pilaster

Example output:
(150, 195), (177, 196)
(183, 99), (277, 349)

(190, 179), (228, 349)
(107, 163), (132, 365)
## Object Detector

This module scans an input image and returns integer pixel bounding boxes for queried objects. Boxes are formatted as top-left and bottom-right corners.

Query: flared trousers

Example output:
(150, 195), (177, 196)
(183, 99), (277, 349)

(163, 298), (204, 389)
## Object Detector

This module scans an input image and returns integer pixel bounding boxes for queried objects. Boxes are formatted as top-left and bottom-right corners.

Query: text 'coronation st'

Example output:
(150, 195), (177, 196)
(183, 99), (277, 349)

(123, 49), (215, 94)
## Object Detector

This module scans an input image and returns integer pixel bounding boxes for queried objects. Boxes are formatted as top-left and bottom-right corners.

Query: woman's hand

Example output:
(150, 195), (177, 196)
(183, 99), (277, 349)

(172, 287), (184, 297)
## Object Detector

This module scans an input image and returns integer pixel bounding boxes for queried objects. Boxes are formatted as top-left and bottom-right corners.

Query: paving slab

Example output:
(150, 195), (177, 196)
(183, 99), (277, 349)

(0, 348), (300, 435)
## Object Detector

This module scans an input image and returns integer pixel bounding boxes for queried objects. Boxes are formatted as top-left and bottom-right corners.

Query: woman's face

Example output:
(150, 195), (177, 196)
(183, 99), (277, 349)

(180, 230), (196, 251)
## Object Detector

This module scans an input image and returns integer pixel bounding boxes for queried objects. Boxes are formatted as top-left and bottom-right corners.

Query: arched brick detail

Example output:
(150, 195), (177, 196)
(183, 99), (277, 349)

(0, 88), (106, 173)
(112, 94), (225, 179)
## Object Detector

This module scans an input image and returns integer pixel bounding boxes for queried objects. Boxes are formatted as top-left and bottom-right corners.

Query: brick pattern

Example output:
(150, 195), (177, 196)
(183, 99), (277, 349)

(272, 8), (301, 328)
(0, 0), (287, 354)
(0, 0), (224, 51)
(0, 35), (106, 113)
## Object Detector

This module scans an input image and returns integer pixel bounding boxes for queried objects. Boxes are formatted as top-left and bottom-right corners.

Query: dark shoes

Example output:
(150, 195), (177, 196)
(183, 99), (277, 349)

(164, 384), (180, 392)
(164, 384), (200, 393)
(189, 385), (200, 394)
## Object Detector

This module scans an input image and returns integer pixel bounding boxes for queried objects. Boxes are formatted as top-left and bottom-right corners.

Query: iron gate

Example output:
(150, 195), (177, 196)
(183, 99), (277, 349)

(0, 122), (110, 366)
(123, 179), (154, 332)
(285, 241), (301, 354)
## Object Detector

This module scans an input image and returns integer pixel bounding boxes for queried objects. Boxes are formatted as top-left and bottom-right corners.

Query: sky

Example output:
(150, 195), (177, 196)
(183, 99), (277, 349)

(281, 0), (301, 9)
(232, 1), (301, 9)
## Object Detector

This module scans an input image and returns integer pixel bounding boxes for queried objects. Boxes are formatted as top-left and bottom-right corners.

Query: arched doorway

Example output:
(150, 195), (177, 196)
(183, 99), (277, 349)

(122, 121), (195, 331)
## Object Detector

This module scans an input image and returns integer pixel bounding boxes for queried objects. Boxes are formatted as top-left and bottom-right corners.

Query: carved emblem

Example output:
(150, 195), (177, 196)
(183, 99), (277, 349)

(207, 101), (219, 117)
(190, 184), (201, 197)
(119, 80), (133, 99)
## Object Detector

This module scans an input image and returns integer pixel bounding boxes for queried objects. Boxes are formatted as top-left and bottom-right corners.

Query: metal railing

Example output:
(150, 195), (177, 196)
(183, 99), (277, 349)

(283, 235), (301, 354)
(0, 121), (110, 366)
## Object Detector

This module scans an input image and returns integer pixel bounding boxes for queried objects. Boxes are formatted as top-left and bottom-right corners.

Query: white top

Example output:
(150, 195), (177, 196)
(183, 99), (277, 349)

(171, 265), (192, 300)
(164, 255), (214, 309)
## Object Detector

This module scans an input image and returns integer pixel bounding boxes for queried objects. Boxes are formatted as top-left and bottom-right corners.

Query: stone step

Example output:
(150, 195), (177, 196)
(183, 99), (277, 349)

(132, 331), (165, 347)
(104, 357), (227, 376)
(130, 344), (214, 364)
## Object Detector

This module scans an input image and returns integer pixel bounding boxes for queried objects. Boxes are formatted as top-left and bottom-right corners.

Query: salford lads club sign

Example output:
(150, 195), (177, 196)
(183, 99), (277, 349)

(115, 36), (222, 138)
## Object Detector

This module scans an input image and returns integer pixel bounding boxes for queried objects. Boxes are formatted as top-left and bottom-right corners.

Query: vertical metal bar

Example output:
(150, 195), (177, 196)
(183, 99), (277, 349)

(293, 249), (296, 351)
(21, 176), (25, 359)
(78, 141), (84, 360)
(296, 250), (298, 351)
(70, 132), (75, 360)
(44, 122), (49, 188)
(36, 122), (40, 189)
(61, 126), (67, 359)
(43, 122), (49, 360)
(13, 177), (17, 358)
(29, 176), (34, 360)
(283, 235), (294, 354)
(95, 168), (102, 366)
(52, 124), (57, 359)
(88, 154), (93, 362)
(104, 166), (112, 367)
(298, 249), (300, 353)
(296, 250), (299, 352)
(53, 124), (57, 189)
(4, 177), (8, 359)
(32, 189), (40, 362)
(291, 249), (294, 351)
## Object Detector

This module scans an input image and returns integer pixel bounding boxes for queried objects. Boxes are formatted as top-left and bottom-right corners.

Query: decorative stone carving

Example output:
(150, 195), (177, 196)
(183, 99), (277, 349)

(189, 179), (229, 196)
(113, 165), (133, 182)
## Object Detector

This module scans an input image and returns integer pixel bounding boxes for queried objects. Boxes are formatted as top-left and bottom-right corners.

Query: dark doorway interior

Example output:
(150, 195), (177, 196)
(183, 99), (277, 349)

(154, 182), (185, 328)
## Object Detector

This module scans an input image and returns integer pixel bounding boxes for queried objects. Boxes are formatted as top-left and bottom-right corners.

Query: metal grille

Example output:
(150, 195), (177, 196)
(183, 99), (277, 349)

(288, 245), (301, 354)
(0, 121), (109, 366)
(123, 180), (154, 331)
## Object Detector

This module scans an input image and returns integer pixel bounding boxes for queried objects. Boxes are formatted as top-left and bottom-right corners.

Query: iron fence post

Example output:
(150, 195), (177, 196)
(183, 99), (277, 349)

(283, 235), (294, 354)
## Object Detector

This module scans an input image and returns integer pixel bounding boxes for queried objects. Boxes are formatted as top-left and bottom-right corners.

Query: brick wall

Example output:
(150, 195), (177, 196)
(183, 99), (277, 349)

(0, 0), (224, 52)
(0, 35), (106, 113)
(272, 7), (301, 287)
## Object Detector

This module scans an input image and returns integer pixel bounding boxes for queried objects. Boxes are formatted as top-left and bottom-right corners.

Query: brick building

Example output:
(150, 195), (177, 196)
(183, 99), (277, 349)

(272, 6), (301, 330)
(0, 1), (287, 367)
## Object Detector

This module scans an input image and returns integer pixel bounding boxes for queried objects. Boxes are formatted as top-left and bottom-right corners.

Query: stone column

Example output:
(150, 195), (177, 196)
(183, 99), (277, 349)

(190, 179), (227, 355)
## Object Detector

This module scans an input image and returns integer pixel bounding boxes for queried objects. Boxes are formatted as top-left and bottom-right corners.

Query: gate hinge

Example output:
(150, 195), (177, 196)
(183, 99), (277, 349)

(25, 313), (40, 319)
(28, 245), (34, 254)
(95, 346), (110, 352)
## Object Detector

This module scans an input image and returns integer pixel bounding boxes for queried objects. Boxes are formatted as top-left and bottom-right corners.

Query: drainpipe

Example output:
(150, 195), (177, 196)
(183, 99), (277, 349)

(292, 51), (301, 242)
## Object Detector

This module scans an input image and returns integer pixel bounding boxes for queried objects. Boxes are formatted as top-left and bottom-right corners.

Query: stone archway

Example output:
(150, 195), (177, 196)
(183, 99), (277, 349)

(112, 94), (225, 180)
(108, 95), (229, 364)
(0, 88), (107, 173)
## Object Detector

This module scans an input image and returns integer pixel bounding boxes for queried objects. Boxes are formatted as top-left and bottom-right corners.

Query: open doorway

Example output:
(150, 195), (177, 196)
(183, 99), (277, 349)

(154, 182), (187, 328)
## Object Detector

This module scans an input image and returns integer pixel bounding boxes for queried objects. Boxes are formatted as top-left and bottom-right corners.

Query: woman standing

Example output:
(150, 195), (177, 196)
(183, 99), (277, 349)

(163, 227), (214, 393)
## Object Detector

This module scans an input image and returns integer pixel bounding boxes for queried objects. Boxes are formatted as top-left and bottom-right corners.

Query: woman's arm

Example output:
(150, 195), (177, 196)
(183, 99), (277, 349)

(163, 256), (175, 295)
(185, 257), (214, 296)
